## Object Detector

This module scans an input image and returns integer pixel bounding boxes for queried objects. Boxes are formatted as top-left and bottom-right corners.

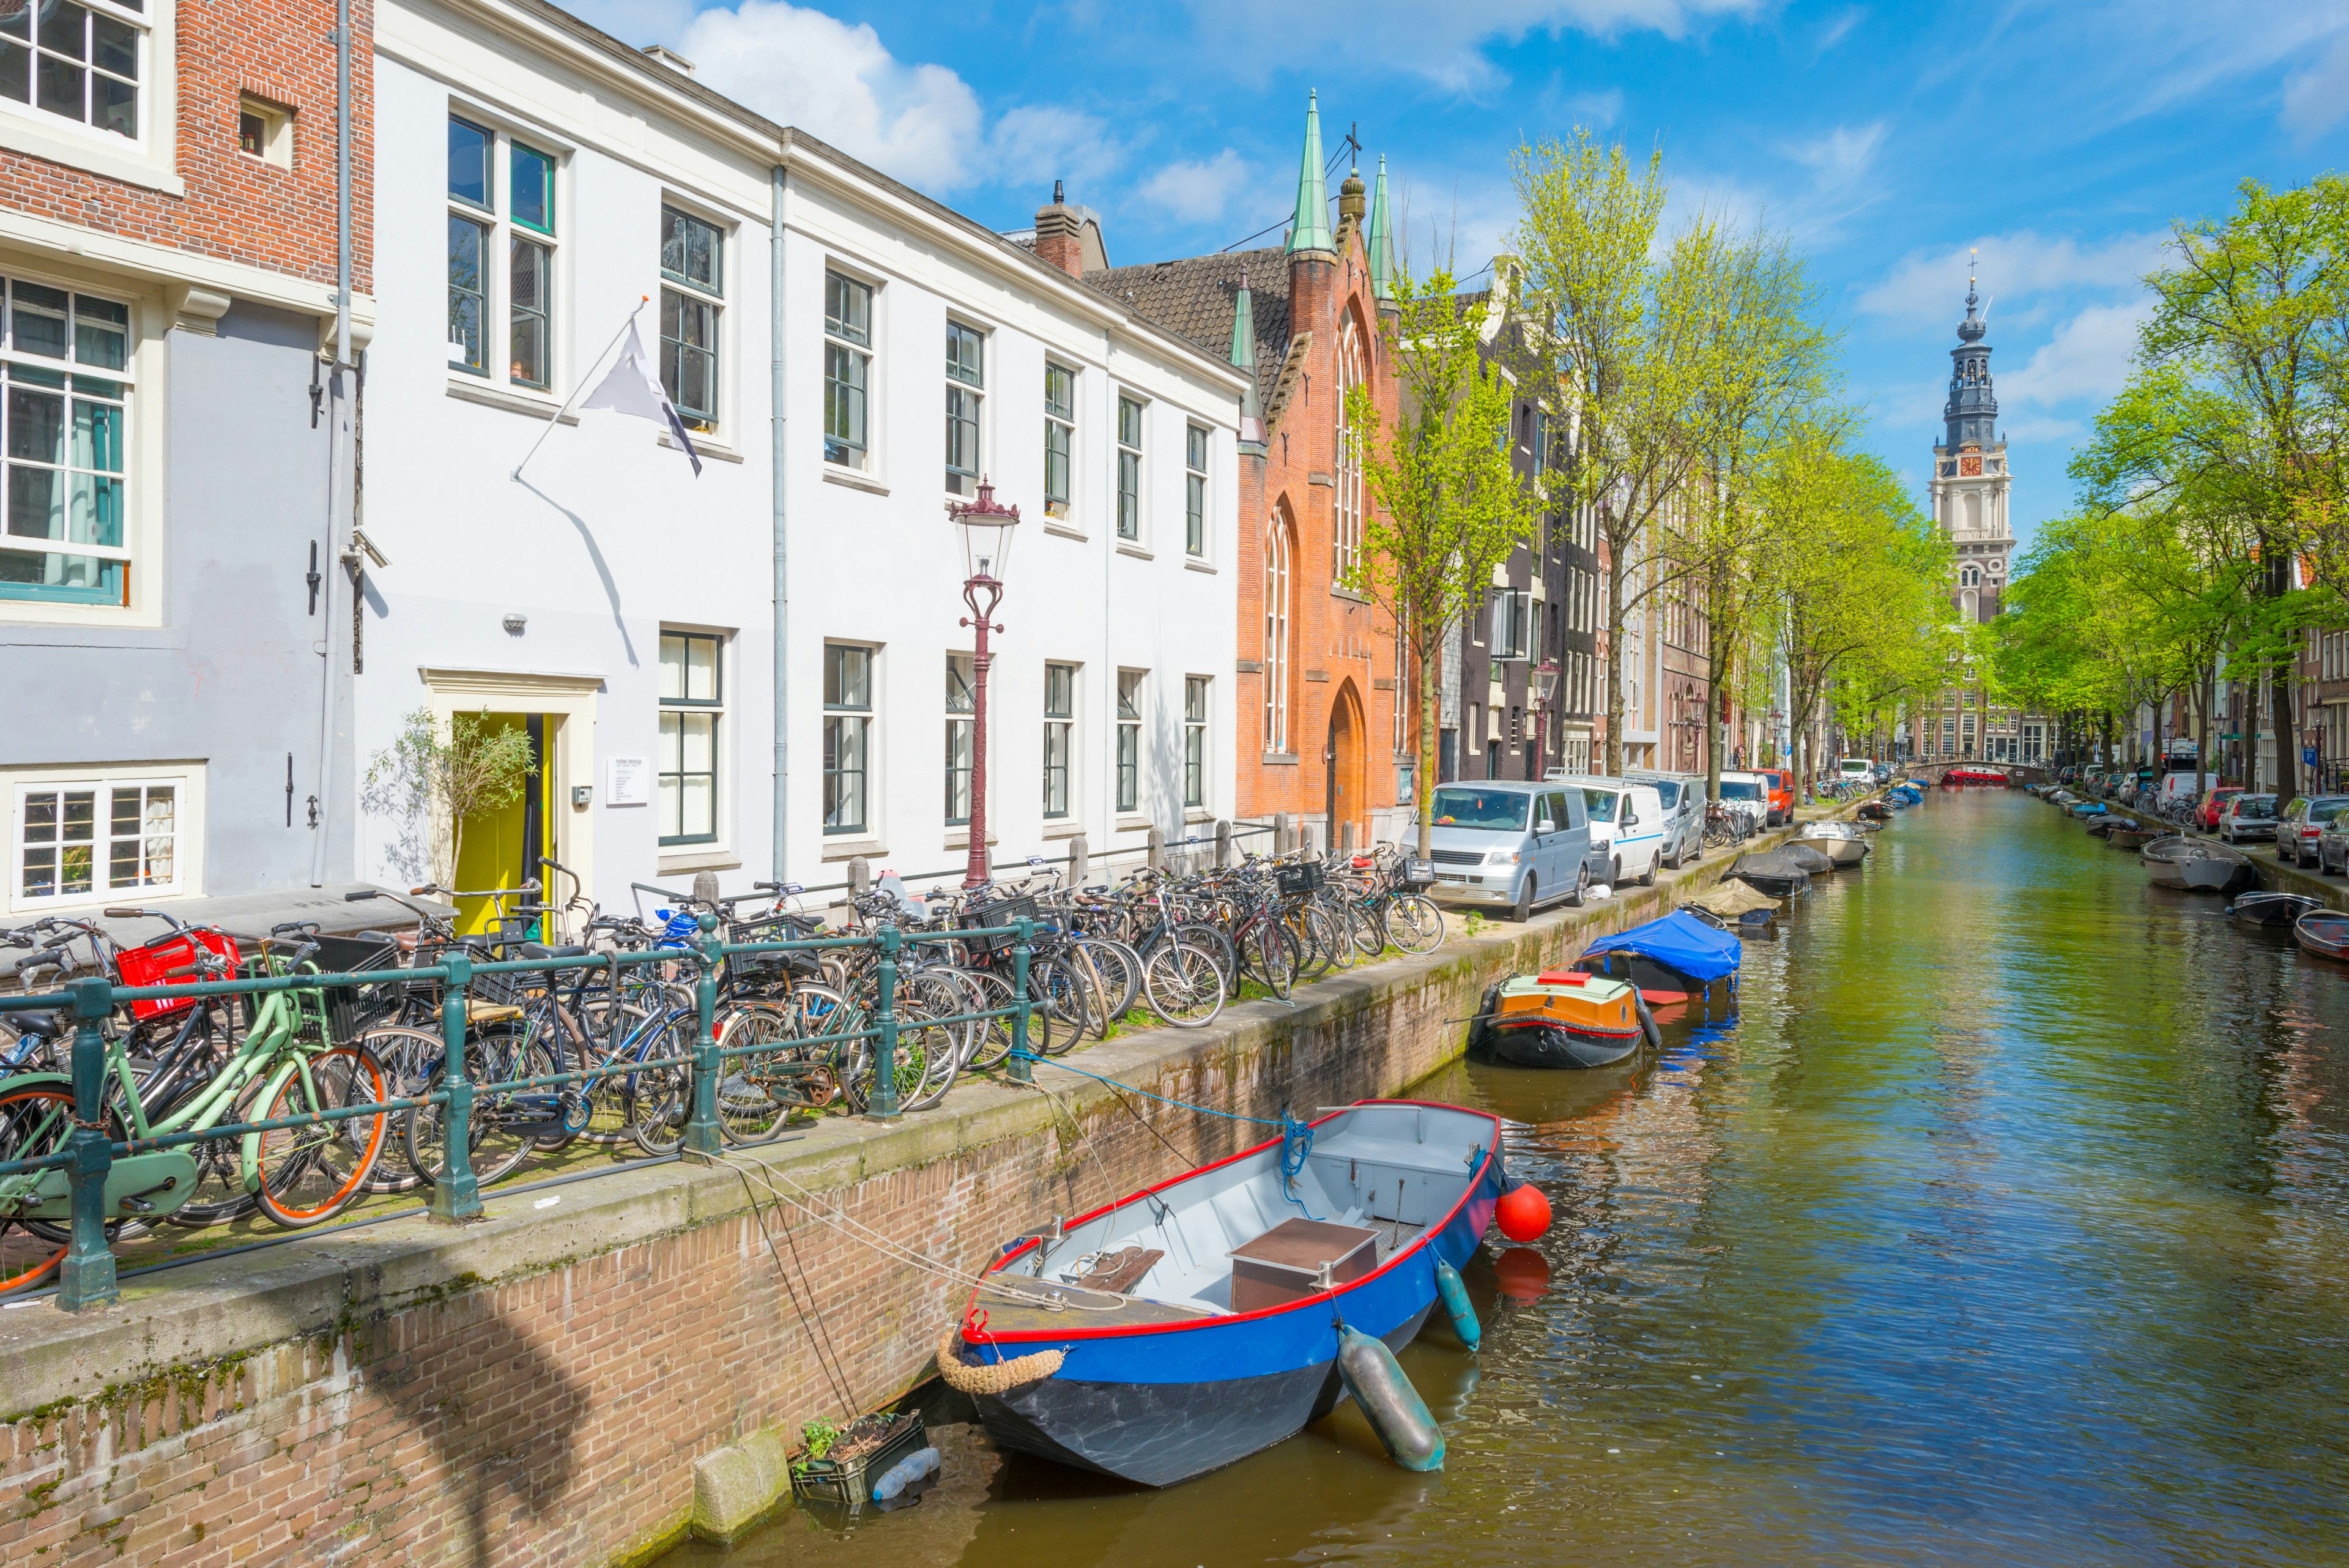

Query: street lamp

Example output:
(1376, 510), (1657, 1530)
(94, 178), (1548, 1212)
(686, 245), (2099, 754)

(948, 478), (1020, 889)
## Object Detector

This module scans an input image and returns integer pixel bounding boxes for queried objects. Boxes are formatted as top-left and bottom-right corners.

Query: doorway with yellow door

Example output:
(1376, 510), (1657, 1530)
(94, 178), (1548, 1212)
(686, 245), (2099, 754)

(453, 713), (560, 938)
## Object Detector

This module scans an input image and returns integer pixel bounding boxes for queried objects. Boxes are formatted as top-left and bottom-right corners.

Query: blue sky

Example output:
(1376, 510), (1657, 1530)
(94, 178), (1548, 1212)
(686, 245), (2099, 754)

(563, 0), (2349, 550)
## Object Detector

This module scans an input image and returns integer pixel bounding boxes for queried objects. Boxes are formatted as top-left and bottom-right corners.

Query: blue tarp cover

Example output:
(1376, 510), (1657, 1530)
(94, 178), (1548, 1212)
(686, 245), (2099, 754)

(1578, 910), (1742, 983)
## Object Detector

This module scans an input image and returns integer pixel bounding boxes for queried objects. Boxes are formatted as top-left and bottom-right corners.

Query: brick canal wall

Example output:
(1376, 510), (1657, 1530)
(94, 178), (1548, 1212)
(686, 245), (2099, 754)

(0, 842), (1783, 1567)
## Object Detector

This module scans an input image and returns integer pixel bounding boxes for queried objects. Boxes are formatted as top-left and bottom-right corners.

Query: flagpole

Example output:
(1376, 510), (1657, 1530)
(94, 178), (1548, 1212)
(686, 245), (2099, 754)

(512, 295), (651, 482)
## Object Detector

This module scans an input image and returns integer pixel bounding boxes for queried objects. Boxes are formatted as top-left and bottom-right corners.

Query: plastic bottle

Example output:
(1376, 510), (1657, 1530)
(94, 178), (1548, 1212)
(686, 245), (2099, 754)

(869, 1446), (941, 1502)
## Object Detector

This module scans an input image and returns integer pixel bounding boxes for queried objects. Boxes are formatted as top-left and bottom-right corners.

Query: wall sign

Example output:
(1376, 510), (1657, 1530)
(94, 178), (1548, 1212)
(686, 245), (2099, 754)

(606, 756), (651, 807)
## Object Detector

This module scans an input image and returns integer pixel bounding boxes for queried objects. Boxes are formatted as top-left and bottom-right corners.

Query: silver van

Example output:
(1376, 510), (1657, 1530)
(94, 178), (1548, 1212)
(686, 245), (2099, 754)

(1423, 779), (1598, 921)
(1627, 770), (1705, 869)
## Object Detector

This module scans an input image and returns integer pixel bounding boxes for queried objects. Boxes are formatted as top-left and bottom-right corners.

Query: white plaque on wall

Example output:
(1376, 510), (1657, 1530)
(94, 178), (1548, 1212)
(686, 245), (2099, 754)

(607, 756), (651, 806)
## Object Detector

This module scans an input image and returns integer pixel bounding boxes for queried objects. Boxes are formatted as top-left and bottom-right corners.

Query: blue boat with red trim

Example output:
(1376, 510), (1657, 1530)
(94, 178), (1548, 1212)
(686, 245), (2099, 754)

(941, 1099), (1506, 1487)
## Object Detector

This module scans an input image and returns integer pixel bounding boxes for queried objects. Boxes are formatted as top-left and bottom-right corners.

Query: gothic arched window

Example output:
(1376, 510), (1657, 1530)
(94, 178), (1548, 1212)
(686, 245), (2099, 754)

(1334, 315), (1366, 585)
(1264, 511), (1294, 753)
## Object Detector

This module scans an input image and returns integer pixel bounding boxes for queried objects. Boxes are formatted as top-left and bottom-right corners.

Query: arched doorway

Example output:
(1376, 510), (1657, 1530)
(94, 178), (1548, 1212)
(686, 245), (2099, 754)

(1325, 682), (1367, 852)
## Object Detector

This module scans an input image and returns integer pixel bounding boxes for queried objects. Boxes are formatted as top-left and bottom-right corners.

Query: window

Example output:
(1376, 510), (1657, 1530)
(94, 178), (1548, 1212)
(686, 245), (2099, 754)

(13, 773), (185, 907)
(0, 0), (144, 140)
(1263, 513), (1291, 753)
(823, 644), (872, 834)
(1493, 588), (1532, 661)
(946, 321), (984, 496)
(1116, 671), (1144, 812)
(659, 631), (721, 845)
(1185, 423), (1208, 557)
(1184, 676), (1208, 808)
(1042, 662), (1074, 818)
(0, 276), (130, 604)
(945, 653), (974, 825)
(447, 118), (560, 391)
(1116, 395), (1143, 540)
(1334, 315), (1364, 582)
(1044, 363), (1074, 519)
(823, 270), (872, 470)
(237, 95), (291, 168)
(661, 206), (722, 429)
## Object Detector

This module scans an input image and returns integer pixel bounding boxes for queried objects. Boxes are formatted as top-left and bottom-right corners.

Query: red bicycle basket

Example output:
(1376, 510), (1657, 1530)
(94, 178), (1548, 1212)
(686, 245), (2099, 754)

(114, 929), (241, 1020)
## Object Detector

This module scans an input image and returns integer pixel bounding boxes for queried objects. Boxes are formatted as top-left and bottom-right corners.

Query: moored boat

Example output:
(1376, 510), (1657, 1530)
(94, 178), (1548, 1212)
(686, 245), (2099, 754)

(2231, 891), (2321, 927)
(2141, 834), (2191, 887)
(1573, 909), (1742, 1010)
(1477, 970), (1657, 1068)
(1781, 841), (1839, 875)
(1729, 849), (1813, 898)
(2177, 839), (2253, 894)
(1795, 823), (1870, 866)
(949, 1100), (1507, 1487)
(2297, 909), (2349, 961)
(2107, 825), (2160, 851)
(2086, 816), (2118, 836)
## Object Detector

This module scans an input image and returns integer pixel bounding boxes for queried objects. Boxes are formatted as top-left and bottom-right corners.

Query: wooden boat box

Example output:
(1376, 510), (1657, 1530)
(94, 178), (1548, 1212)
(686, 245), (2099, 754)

(1494, 971), (1638, 1036)
(1228, 1218), (1381, 1312)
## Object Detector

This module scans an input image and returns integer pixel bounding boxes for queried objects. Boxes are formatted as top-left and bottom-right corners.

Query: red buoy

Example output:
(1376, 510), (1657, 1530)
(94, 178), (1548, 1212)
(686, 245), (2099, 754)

(1495, 1182), (1552, 1243)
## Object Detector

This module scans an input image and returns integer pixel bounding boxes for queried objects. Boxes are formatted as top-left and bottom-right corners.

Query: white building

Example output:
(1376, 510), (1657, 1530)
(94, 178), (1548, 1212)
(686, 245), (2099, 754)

(360, 0), (1242, 925)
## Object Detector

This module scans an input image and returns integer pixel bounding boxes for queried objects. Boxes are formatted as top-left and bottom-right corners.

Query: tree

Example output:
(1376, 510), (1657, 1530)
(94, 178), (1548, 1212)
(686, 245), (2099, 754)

(363, 707), (536, 888)
(1344, 267), (1544, 855)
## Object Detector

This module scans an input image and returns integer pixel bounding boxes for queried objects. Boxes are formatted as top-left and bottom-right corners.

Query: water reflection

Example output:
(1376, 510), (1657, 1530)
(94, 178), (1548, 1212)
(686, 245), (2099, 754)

(668, 790), (2349, 1568)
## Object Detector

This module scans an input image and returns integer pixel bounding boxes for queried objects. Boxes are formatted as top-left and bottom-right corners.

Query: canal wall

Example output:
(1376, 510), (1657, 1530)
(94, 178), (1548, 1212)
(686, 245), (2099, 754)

(0, 831), (1803, 1567)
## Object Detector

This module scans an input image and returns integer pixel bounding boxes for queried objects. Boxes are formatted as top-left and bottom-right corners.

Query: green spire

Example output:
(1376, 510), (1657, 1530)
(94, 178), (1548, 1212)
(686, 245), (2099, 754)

(1368, 154), (1395, 300)
(1287, 91), (1332, 255)
(1231, 267), (1263, 432)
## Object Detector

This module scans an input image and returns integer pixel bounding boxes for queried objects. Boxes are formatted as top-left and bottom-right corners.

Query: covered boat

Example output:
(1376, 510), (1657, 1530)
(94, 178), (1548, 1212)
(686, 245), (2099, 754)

(2231, 891), (2321, 927)
(1573, 909), (1742, 1009)
(1782, 841), (1839, 875)
(949, 1101), (1504, 1486)
(1476, 969), (1657, 1068)
(2297, 909), (2349, 962)
(1729, 849), (1813, 898)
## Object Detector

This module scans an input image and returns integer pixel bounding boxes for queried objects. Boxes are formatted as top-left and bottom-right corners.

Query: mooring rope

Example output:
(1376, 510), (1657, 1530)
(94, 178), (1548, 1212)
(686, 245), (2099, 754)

(718, 1157), (863, 1419)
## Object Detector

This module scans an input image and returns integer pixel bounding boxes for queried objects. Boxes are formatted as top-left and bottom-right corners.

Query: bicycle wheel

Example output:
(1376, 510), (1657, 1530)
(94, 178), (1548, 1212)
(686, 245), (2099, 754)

(1385, 894), (1445, 955)
(628, 1014), (697, 1156)
(256, 1044), (388, 1229)
(1141, 940), (1226, 1030)
(714, 1005), (797, 1145)
(1071, 938), (1141, 1026)
(1246, 921), (1299, 1000)
(357, 1025), (443, 1192)
(1030, 957), (1091, 1055)
(165, 1068), (273, 1228)
(958, 970), (1019, 1071)
(890, 998), (962, 1113)
(0, 1087), (133, 1296)
(404, 1044), (546, 1191)
(1346, 902), (1387, 959)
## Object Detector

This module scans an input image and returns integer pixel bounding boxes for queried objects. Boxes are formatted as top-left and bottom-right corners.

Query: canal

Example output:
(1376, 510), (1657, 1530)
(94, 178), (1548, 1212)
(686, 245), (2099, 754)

(669, 787), (2349, 1567)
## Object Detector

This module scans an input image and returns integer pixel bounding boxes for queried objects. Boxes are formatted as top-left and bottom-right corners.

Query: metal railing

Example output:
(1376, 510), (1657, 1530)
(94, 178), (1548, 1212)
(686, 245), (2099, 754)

(0, 912), (1039, 1313)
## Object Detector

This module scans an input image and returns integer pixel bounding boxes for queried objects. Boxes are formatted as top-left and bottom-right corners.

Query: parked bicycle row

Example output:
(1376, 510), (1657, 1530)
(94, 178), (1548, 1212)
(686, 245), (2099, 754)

(0, 845), (1445, 1300)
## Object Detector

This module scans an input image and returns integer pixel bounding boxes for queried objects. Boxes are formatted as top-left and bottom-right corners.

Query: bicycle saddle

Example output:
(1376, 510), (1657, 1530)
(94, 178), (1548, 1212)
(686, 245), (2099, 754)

(8, 1011), (59, 1038)
(518, 942), (590, 960)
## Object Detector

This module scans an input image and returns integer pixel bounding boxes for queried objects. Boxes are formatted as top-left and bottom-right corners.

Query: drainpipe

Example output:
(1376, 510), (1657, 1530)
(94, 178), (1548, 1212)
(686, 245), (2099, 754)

(770, 163), (789, 882)
(311, 0), (352, 886)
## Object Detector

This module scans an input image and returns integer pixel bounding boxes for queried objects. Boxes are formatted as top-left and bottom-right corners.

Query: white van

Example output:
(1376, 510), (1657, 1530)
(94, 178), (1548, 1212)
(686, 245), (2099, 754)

(2158, 771), (2215, 806)
(1553, 775), (1666, 887)
(1839, 757), (1872, 783)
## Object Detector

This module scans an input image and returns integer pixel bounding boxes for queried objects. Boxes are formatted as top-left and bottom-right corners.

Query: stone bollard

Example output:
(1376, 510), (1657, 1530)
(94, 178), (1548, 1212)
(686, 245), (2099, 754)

(692, 869), (722, 906)
(848, 857), (871, 895)
(690, 1429), (792, 1544)
(1340, 821), (1357, 855)
(1274, 812), (1296, 855)
(1147, 825), (1165, 870)
(1216, 818), (1233, 868)
(1069, 834), (1089, 888)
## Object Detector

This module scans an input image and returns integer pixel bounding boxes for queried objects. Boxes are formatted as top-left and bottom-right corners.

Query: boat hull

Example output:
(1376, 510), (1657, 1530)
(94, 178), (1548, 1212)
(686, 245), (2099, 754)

(1488, 1019), (1644, 1069)
(2232, 893), (2319, 927)
(2179, 855), (2251, 893)
(2297, 913), (2349, 962)
(1797, 835), (1868, 866)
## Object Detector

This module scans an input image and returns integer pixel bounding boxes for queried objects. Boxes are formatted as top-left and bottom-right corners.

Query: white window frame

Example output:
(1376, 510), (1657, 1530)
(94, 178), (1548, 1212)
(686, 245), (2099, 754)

(1044, 361), (1077, 522)
(1184, 675), (1209, 810)
(946, 319), (986, 499)
(1115, 393), (1145, 541)
(658, 628), (724, 848)
(822, 642), (877, 838)
(1264, 513), (1291, 754)
(236, 93), (291, 169)
(659, 199), (727, 434)
(7, 762), (203, 915)
(1042, 661), (1077, 820)
(446, 111), (565, 397)
(1334, 314), (1365, 584)
(0, 0), (174, 196)
(1184, 423), (1209, 559)
(1116, 670), (1145, 814)
(945, 652), (974, 826)
(822, 267), (875, 473)
(0, 269), (140, 615)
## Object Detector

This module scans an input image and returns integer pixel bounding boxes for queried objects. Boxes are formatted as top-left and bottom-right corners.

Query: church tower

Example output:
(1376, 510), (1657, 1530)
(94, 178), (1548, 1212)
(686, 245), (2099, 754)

(1929, 258), (2013, 623)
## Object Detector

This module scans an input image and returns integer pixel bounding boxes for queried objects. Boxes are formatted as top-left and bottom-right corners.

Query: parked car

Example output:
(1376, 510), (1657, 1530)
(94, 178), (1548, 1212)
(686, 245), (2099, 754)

(2197, 786), (2244, 833)
(1627, 770), (1706, 869)
(2218, 793), (2279, 843)
(2277, 795), (2349, 866)
(1754, 767), (1794, 825)
(1557, 775), (1667, 888)
(2320, 810), (2349, 875)
(1423, 779), (1596, 922)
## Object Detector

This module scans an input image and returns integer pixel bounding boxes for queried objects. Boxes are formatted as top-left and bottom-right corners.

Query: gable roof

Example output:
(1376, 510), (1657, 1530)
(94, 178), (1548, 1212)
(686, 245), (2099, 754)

(1083, 248), (1290, 406)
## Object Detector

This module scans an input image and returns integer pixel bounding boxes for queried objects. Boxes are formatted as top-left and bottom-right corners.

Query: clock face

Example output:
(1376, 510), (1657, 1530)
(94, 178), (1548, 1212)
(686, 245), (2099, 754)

(1959, 455), (1983, 477)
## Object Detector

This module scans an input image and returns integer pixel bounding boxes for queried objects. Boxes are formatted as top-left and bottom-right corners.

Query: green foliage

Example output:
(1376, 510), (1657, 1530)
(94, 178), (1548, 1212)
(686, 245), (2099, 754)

(362, 707), (536, 888)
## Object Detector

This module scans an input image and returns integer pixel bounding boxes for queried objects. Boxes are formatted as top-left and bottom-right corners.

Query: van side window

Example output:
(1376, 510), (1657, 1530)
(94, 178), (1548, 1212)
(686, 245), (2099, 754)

(1559, 792), (1583, 830)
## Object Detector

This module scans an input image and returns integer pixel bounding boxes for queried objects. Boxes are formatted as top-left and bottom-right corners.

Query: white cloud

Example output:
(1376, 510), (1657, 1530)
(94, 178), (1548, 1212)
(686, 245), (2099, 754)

(1816, 6), (1864, 51)
(2000, 300), (2150, 414)
(1137, 150), (1252, 225)
(992, 106), (1125, 193)
(1786, 121), (1885, 190)
(1859, 231), (2164, 325)
(2282, 28), (2349, 141)
(1563, 88), (1625, 128)
(681, 1), (984, 189)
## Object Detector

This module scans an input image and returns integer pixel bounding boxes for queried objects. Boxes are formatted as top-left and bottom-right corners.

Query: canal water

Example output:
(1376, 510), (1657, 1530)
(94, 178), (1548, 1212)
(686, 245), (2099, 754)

(670, 788), (2349, 1567)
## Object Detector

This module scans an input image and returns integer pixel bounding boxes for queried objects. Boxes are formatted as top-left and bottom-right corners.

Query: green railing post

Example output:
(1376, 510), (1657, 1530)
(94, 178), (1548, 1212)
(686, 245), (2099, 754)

(1008, 918), (1033, 1085)
(429, 952), (482, 1222)
(867, 923), (902, 1121)
(685, 911), (724, 1154)
(56, 976), (119, 1312)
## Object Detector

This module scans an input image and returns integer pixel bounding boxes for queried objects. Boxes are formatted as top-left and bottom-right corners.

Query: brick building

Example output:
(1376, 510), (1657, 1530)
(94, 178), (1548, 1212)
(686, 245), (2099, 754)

(1086, 95), (1408, 850)
(0, 0), (376, 923)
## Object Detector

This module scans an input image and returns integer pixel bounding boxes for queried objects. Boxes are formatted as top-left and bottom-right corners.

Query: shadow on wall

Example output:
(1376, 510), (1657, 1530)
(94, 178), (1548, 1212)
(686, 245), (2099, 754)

(516, 475), (639, 669)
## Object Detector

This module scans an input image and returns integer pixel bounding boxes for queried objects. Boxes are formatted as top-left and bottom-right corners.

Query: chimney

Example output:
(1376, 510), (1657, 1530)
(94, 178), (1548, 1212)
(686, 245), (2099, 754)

(1034, 180), (1085, 279)
(639, 43), (696, 76)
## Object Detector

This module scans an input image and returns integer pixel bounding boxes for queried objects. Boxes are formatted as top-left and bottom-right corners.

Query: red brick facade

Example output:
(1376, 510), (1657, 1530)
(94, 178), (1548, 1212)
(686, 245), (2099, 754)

(0, 0), (372, 293)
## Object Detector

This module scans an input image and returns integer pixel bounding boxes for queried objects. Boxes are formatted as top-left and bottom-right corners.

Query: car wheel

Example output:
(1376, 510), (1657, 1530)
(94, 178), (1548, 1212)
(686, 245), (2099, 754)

(1611, 856), (1622, 887)
(1564, 865), (1588, 908)
(1637, 851), (1658, 888)
(1512, 874), (1535, 924)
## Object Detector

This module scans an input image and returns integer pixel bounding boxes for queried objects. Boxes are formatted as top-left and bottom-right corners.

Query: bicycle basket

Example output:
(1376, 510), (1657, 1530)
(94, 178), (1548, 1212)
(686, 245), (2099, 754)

(957, 894), (1038, 956)
(1275, 861), (1324, 896)
(308, 934), (404, 1046)
(1402, 858), (1436, 886)
(114, 929), (241, 1020)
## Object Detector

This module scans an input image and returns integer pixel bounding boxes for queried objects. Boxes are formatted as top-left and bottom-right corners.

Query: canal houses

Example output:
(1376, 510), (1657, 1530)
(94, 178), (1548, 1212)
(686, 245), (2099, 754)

(355, 0), (1244, 916)
(0, 1), (374, 926)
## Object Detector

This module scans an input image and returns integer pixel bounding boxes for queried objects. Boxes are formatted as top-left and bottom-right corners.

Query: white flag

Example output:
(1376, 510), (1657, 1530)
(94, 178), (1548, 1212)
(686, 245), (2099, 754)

(581, 322), (702, 476)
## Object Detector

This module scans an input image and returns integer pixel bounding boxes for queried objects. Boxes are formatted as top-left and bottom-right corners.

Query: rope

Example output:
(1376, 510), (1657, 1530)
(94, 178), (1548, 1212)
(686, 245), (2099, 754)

(934, 1328), (1063, 1395)
(718, 1157), (861, 1418)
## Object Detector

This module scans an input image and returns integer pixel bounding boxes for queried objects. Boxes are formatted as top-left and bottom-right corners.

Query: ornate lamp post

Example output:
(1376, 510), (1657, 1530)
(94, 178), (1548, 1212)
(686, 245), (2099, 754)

(949, 479), (1020, 889)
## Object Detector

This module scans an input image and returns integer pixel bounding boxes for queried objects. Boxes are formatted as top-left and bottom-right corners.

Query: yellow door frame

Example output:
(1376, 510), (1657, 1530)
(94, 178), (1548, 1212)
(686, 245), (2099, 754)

(417, 667), (603, 934)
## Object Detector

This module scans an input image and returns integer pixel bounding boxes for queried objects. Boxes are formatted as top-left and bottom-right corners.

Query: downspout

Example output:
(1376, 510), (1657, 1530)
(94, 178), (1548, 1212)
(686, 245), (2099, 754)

(770, 162), (789, 882)
(312, 0), (352, 886)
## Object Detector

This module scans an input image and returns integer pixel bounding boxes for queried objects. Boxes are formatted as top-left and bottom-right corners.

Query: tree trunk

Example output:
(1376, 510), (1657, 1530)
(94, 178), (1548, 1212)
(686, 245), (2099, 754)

(2196, 662), (2212, 800)
(1416, 620), (1441, 857)
(2271, 656), (2298, 803)
(1603, 525), (1626, 777)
